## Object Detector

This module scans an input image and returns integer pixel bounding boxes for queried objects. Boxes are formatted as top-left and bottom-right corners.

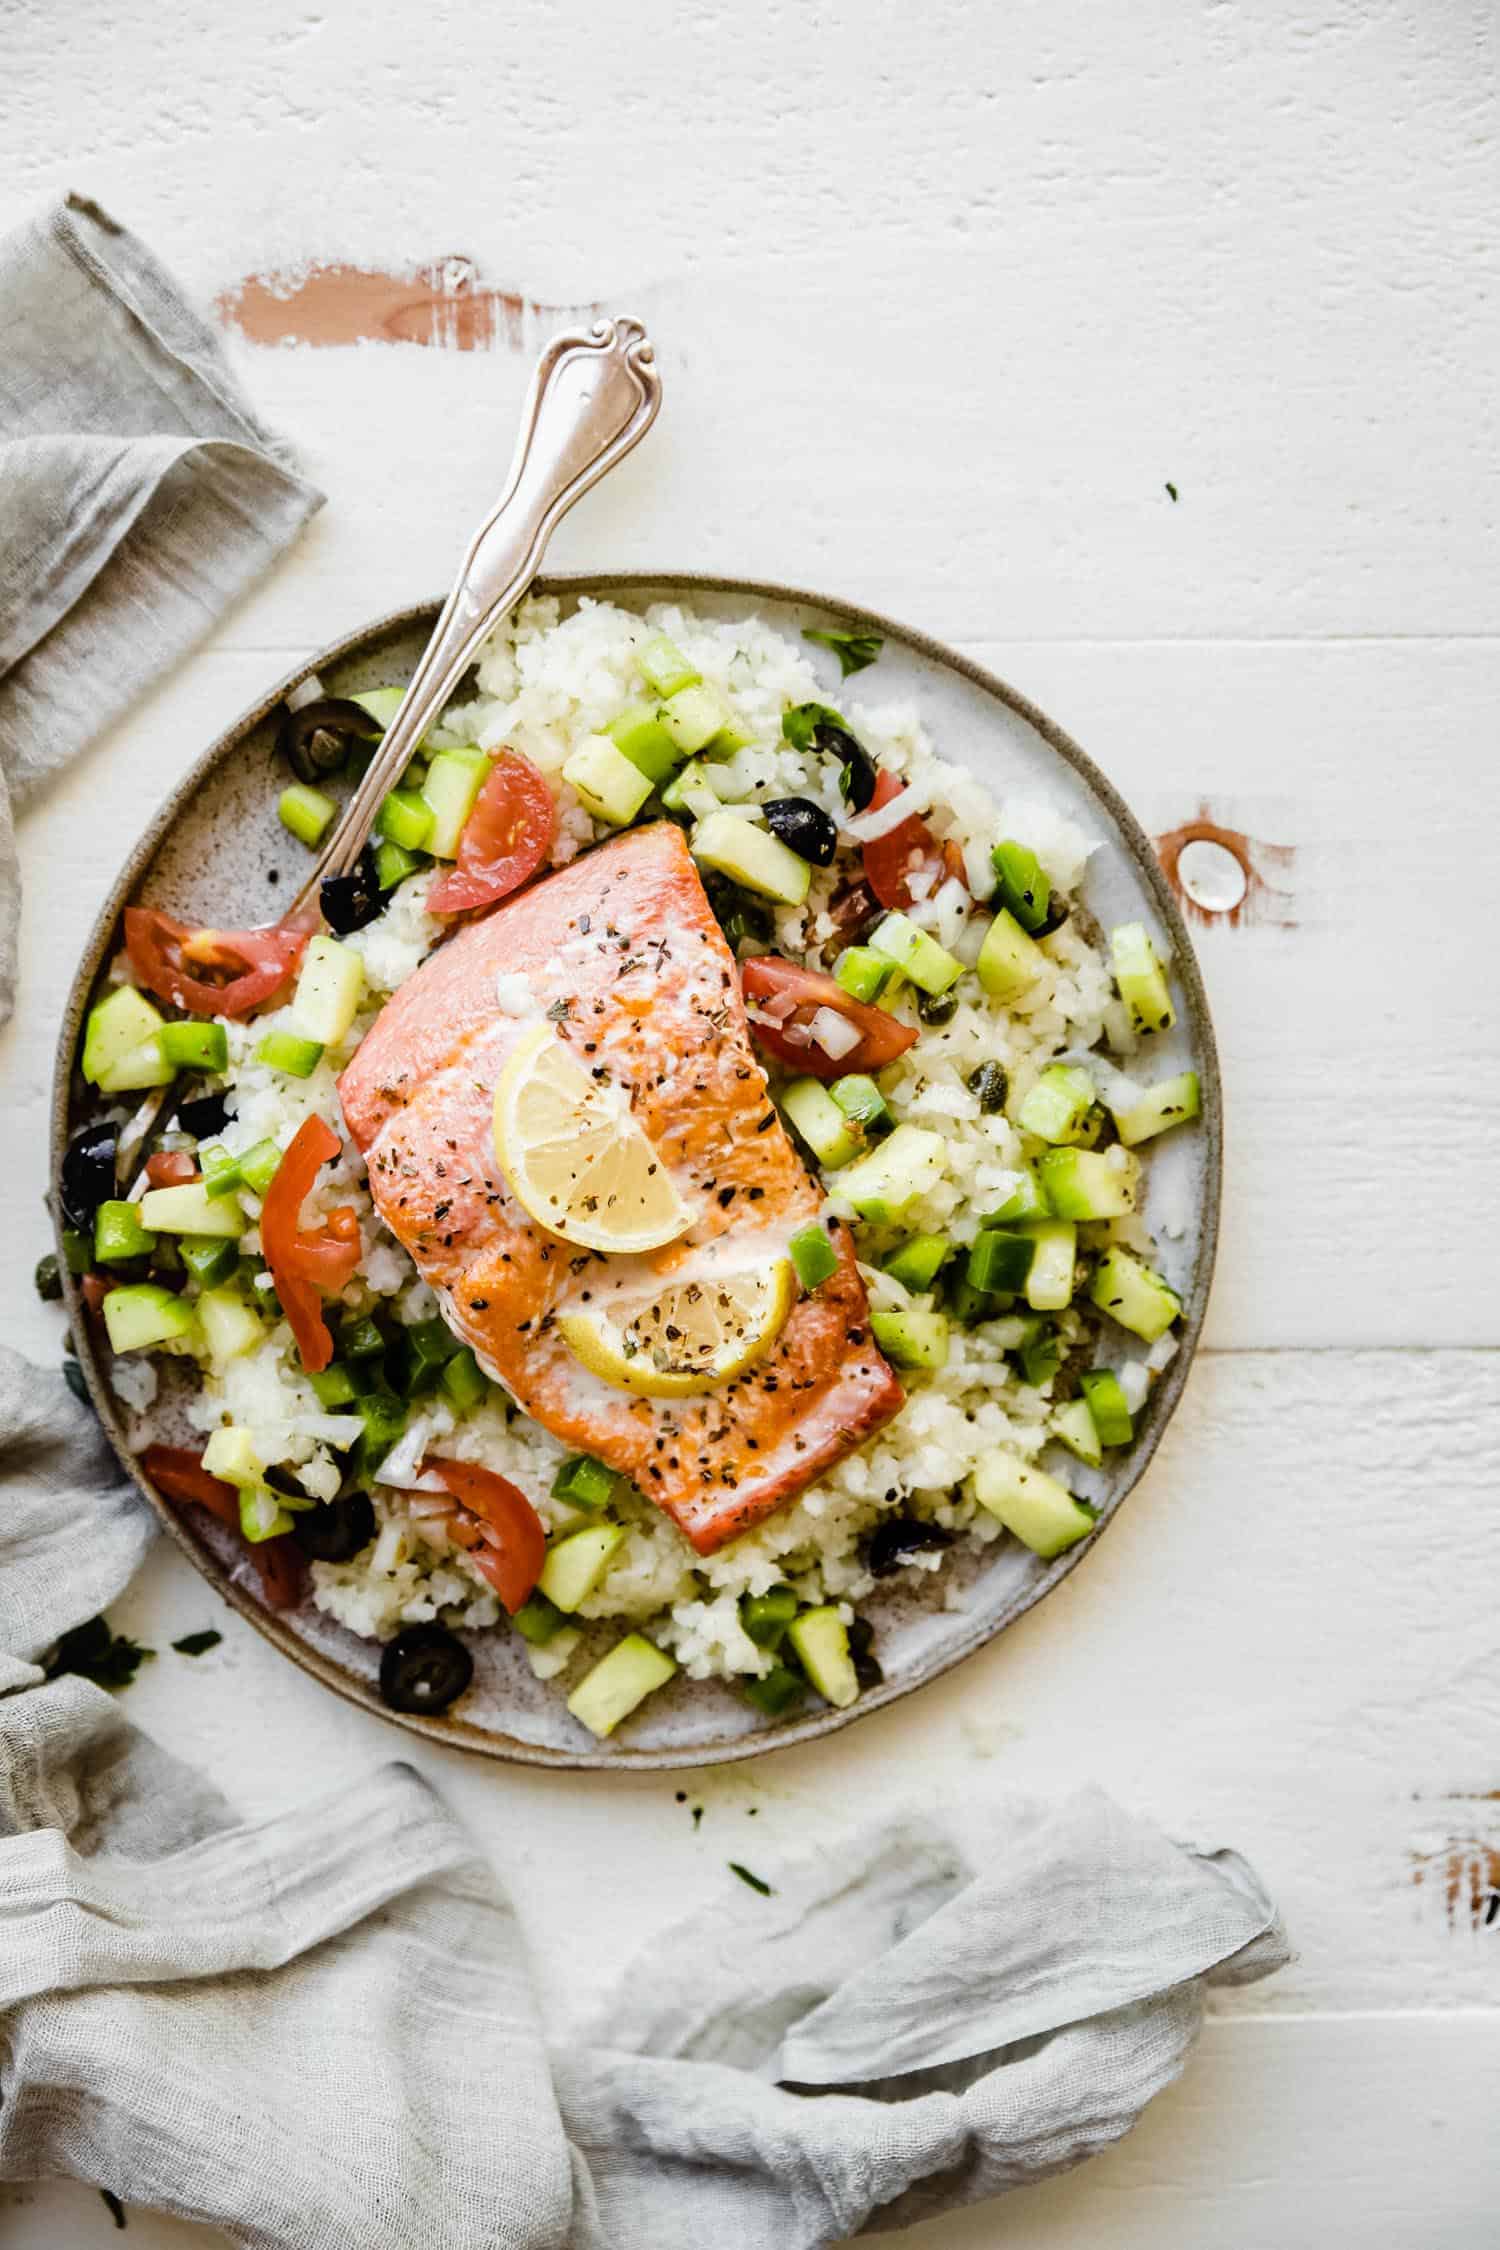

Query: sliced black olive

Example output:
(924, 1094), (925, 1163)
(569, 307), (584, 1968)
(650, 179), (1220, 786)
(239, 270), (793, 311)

(177, 1091), (233, 1140)
(865, 1516), (955, 1577)
(292, 1490), (376, 1563)
(321, 843), (384, 934)
(279, 696), (381, 785)
(1084, 1104), (1117, 1149)
(263, 1464), (307, 1500)
(967, 1062), (1009, 1114)
(763, 796), (838, 867)
(846, 1615), (884, 1692)
(917, 988), (960, 1026)
(34, 1253), (61, 1302)
(63, 1361), (91, 1408)
(1032, 898), (1070, 937)
(783, 703), (878, 812)
(379, 1622), (474, 1716)
(60, 1121), (118, 1231)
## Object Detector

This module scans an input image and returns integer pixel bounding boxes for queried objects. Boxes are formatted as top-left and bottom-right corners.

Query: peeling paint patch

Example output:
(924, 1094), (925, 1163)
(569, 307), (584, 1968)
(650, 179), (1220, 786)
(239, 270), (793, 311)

(1155, 807), (1297, 929)
(1411, 1797), (1500, 1930)
(217, 258), (607, 350)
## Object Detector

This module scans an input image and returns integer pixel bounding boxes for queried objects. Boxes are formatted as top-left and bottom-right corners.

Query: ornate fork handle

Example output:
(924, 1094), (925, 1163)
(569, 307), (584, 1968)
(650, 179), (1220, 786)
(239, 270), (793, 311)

(290, 316), (661, 921)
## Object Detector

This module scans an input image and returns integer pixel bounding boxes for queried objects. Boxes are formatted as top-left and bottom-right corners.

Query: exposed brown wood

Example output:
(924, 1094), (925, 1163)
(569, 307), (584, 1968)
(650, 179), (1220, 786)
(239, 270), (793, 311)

(217, 258), (606, 350)
(1154, 807), (1297, 930)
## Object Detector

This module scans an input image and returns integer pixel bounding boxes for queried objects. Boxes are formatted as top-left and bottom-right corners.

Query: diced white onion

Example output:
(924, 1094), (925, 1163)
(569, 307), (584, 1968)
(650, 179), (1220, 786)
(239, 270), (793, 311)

(1118, 1361), (1151, 1414)
(286, 673), (325, 712)
(844, 785), (933, 843)
(809, 1006), (861, 1060)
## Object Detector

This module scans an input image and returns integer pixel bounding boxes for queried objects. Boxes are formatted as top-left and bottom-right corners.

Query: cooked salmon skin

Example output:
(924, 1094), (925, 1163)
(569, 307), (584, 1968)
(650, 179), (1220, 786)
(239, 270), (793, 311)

(339, 822), (902, 1554)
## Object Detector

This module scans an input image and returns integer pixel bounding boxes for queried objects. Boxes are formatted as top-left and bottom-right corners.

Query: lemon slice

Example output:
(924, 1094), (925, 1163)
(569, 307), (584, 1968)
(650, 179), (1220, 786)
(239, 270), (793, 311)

(559, 1261), (795, 1398)
(492, 1023), (693, 1254)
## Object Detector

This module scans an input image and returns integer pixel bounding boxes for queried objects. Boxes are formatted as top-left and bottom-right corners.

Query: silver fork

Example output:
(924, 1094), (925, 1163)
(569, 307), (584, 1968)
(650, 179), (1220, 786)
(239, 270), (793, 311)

(116, 316), (661, 1187)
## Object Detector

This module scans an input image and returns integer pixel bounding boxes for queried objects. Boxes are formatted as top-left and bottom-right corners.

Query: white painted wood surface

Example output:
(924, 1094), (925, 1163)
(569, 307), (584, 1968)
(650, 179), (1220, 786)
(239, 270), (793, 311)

(2, 3), (1497, 2242)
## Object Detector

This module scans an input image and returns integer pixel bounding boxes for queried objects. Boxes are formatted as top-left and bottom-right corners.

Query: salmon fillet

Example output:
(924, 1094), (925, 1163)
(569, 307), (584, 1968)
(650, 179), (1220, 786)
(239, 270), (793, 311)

(339, 822), (903, 1554)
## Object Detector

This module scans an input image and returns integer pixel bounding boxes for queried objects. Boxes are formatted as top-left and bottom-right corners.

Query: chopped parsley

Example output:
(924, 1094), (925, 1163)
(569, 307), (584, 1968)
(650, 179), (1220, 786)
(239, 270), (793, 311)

(802, 626), (883, 678)
(729, 1861), (772, 1896)
(46, 1616), (153, 1692)
(172, 1629), (223, 1657)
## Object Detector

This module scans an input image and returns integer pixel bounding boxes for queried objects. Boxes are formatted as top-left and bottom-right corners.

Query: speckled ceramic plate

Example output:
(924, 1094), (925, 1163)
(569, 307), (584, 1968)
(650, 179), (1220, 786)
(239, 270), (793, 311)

(54, 576), (1221, 1770)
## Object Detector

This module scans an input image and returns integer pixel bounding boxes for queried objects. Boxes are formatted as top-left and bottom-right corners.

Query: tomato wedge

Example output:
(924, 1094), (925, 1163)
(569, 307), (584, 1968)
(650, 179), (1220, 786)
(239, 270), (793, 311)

(741, 955), (919, 1081)
(861, 770), (946, 911)
(420, 1457), (545, 1613)
(125, 908), (306, 1019)
(426, 753), (554, 915)
(139, 1443), (239, 1528)
(283, 1204), (362, 1291)
(145, 1151), (199, 1188)
(261, 1115), (346, 1372)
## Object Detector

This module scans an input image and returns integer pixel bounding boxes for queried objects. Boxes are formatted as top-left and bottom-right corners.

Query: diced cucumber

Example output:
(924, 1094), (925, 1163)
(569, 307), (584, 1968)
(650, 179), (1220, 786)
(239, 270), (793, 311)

(659, 759), (721, 819)
(81, 985), (166, 1087)
(741, 1584), (798, 1649)
(159, 1020), (229, 1073)
(376, 788), (434, 854)
(95, 1199), (157, 1266)
(202, 1424), (262, 1487)
(563, 733), (655, 826)
(195, 1286), (265, 1366)
(781, 1078), (862, 1169)
(660, 683), (731, 755)
(987, 1167), (1048, 1223)
(421, 748), (490, 857)
(551, 1453), (622, 1511)
(833, 946), (892, 1003)
(140, 1181), (245, 1238)
(870, 1304), (949, 1371)
(278, 782), (337, 848)
(179, 1235), (239, 1289)
(1112, 1071), (1201, 1147)
(830, 1074), (893, 1140)
(239, 1140), (284, 1197)
(1089, 1249), (1182, 1342)
(789, 1221), (840, 1291)
(1017, 1064), (1097, 1145)
(254, 1031), (324, 1079)
(514, 1590), (565, 1646)
(239, 1486), (294, 1543)
(704, 704), (756, 755)
(967, 1228), (1033, 1295)
(439, 1347), (487, 1413)
(1037, 1146), (1141, 1220)
(867, 911), (963, 996)
(1052, 1398), (1104, 1467)
(1018, 1317), (1064, 1388)
(990, 839), (1052, 933)
(538, 1523), (626, 1612)
(102, 1283), (195, 1354)
(61, 1228), (91, 1275)
(1111, 922), (1176, 1035)
(567, 1634), (677, 1737)
(1022, 1219), (1078, 1312)
(837, 1124), (947, 1225)
(607, 703), (684, 784)
(374, 839), (423, 892)
(308, 1363), (358, 1408)
(349, 685), (407, 728)
(691, 812), (811, 906)
(742, 1663), (806, 1717)
(949, 1275), (1002, 1326)
(786, 1606), (859, 1708)
(201, 1147), (242, 1199)
(972, 1453), (1095, 1559)
(975, 910), (1045, 1002)
(637, 633), (700, 698)
(293, 933), (365, 1049)
(1080, 1368), (1134, 1446)
(882, 1233), (950, 1292)
(103, 1038), (178, 1093)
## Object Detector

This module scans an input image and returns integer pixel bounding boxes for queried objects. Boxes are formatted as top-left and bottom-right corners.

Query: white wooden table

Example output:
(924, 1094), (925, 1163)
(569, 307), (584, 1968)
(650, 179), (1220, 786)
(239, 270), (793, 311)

(4, 5), (1498, 2242)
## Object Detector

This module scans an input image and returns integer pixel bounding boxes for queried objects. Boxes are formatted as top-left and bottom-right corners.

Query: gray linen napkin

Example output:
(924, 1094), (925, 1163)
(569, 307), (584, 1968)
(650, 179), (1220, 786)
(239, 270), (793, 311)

(0, 193), (322, 1024)
(0, 1346), (1288, 2247)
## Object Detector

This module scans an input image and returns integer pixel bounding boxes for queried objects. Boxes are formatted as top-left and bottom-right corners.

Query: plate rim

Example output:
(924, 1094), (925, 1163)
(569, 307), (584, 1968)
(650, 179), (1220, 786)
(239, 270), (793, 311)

(53, 571), (1222, 1772)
